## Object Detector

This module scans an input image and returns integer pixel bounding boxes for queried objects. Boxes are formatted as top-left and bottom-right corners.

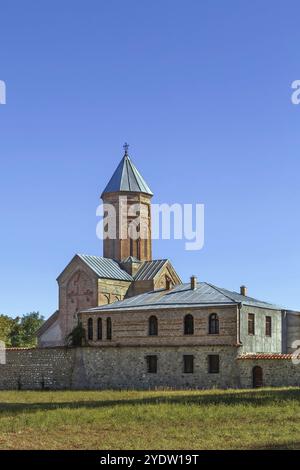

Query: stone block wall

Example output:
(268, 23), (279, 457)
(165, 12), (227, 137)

(0, 346), (239, 390)
(2, 347), (300, 391)
(0, 348), (74, 390)
(238, 358), (300, 388)
(80, 345), (240, 389)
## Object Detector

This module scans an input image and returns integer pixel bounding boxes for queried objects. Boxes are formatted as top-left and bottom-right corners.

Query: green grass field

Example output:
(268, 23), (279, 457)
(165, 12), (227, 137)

(0, 387), (299, 450)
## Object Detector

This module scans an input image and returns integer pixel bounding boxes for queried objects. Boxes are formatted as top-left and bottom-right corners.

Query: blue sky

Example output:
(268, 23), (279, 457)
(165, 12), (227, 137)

(1, 0), (300, 318)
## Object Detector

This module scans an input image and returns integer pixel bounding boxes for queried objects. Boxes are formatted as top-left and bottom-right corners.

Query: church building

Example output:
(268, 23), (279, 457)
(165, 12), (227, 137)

(2, 146), (299, 390)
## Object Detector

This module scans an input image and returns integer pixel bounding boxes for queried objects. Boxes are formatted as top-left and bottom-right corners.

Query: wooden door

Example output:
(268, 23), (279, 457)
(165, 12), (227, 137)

(252, 366), (263, 388)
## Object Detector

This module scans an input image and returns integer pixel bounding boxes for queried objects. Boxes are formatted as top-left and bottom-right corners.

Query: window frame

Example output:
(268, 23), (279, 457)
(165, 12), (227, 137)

(87, 318), (93, 341)
(183, 355), (194, 374)
(265, 316), (272, 337)
(248, 313), (255, 336)
(209, 313), (219, 335)
(106, 317), (112, 341)
(208, 354), (220, 374)
(148, 315), (158, 336)
(184, 314), (194, 335)
(146, 355), (157, 374)
(97, 318), (102, 341)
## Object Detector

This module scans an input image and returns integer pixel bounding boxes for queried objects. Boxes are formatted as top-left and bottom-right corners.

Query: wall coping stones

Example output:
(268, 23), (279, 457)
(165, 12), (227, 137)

(238, 353), (300, 360)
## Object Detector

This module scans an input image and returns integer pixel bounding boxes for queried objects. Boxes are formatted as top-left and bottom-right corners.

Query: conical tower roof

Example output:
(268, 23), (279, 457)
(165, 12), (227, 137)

(101, 146), (153, 197)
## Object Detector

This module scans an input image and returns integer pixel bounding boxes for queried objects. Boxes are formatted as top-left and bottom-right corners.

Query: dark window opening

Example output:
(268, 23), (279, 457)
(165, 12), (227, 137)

(183, 355), (194, 373)
(208, 355), (219, 374)
(106, 317), (112, 340)
(209, 313), (219, 334)
(248, 313), (255, 335)
(146, 355), (157, 373)
(265, 316), (272, 337)
(97, 318), (102, 340)
(184, 314), (194, 335)
(87, 318), (93, 341)
(130, 238), (133, 257)
(149, 315), (158, 336)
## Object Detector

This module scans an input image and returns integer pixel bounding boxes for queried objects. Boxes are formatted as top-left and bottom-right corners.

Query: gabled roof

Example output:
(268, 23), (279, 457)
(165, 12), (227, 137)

(101, 154), (153, 197)
(81, 281), (282, 313)
(205, 283), (282, 310)
(37, 310), (59, 336)
(134, 259), (169, 280)
(58, 254), (177, 284)
(77, 254), (133, 281)
(122, 256), (141, 263)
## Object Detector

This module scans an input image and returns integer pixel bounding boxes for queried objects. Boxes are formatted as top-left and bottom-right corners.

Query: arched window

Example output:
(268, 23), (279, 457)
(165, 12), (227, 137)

(106, 317), (112, 340)
(209, 313), (219, 334)
(184, 314), (194, 335)
(87, 318), (93, 341)
(149, 315), (158, 336)
(97, 318), (102, 340)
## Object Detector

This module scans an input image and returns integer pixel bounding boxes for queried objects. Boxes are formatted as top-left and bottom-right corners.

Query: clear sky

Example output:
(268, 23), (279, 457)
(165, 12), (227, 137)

(1, 0), (300, 318)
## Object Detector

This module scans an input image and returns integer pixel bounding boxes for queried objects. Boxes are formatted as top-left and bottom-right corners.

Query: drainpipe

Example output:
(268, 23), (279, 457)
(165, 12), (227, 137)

(237, 303), (242, 346)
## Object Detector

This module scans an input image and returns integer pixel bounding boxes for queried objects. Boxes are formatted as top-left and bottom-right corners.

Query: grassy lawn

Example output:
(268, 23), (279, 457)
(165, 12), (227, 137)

(0, 387), (299, 450)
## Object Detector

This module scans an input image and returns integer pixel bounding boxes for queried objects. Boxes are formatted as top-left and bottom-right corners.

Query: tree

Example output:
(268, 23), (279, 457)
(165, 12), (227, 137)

(18, 312), (45, 347)
(0, 312), (44, 347)
(0, 315), (15, 346)
(9, 317), (23, 347)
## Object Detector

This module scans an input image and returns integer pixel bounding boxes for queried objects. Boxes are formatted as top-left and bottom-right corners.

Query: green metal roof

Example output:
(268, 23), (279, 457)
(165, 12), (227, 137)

(76, 255), (172, 282)
(101, 153), (153, 197)
(78, 254), (133, 281)
(82, 281), (283, 313)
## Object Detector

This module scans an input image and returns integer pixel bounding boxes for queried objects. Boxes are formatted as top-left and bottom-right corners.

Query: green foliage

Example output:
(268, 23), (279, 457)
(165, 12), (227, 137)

(0, 315), (15, 346)
(18, 312), (45, 347)
(0, 312), (44, 348)
(66, 323), (86, 347)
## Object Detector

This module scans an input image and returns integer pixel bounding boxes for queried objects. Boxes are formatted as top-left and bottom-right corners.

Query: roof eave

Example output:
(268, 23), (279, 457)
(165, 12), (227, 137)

(79, 302), (239, 315)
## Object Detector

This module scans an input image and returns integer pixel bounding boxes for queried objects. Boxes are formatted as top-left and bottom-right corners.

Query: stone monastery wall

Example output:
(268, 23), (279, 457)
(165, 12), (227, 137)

(1, 347), (300, 390)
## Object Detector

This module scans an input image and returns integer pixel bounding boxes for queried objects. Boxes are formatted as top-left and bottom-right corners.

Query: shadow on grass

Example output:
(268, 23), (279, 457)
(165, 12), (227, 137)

(248, 441), (300, 450)
(0, 388), (299, 415)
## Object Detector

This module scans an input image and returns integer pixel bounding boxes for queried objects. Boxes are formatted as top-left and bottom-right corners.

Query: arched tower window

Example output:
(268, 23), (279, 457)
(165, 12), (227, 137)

(87, 318), (93, 341)
(148, 315), (158, 336)
(97, 318), (102, 340)
(184, 314), (194, 335)
(209, 313), (219, 334)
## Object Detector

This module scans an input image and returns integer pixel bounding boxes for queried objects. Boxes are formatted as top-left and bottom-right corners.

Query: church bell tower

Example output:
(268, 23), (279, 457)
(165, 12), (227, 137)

(101, 144), (153, 262)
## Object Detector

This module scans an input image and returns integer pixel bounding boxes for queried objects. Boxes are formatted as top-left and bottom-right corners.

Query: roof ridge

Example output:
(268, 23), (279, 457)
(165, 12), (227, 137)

(124, 156), (131, 190)
(204, 282), (238, 303)
(126, 155), (140, 191)
(78, 254), (104, 259)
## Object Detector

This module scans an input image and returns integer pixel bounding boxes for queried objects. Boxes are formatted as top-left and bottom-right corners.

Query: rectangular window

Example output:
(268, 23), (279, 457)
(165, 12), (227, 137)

(208, 355), (219, 374)
(265, 316), (272, 337)
(248, 313), (255, 335)
(146, 355), (157, 373)
(183, 355), (194, 373)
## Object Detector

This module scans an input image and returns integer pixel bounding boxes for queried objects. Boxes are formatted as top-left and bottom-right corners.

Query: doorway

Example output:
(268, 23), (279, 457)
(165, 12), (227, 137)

(252, 366), (263, 388)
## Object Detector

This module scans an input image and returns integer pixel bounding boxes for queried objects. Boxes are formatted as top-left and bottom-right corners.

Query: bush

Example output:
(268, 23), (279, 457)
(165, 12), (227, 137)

(66, 323), (86, 347)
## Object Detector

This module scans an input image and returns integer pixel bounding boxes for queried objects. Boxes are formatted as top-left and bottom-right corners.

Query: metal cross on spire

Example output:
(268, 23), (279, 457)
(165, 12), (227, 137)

(123, 142), (129, 156)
